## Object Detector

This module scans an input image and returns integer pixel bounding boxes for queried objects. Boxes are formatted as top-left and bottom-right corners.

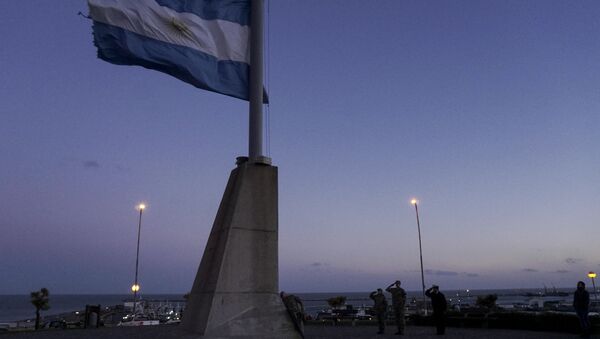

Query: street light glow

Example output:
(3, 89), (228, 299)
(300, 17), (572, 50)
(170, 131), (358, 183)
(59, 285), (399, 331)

(138, 203), (146, 210)
(131, 284), (140, 292)
(411, 198), (418, 205)
(589, 272), (597, 279)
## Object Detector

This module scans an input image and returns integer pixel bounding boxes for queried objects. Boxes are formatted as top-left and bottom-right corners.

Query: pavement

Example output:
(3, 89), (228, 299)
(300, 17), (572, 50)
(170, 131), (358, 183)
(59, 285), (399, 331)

(305, 325), (585, 338)
(0, 324), (594, 338)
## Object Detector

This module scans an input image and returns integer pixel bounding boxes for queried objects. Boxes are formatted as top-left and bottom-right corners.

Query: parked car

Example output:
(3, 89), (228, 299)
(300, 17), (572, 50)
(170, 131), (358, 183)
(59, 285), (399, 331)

(43, 320), (67, 329)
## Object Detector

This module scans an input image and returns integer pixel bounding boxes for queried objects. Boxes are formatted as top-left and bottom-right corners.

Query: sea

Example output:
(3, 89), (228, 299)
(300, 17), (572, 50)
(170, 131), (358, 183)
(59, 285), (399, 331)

(0, 294), (180, 323)
(0, 288), (574, 323)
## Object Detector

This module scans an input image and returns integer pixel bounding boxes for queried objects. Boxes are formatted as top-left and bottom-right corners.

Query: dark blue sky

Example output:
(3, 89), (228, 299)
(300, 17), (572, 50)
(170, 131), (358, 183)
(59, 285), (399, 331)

(1, 0), (599, 294)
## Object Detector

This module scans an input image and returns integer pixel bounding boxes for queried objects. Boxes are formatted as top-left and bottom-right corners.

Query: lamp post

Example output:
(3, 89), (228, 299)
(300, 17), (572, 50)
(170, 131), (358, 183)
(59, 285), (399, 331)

(589, 272), (598, 300)
(411, 198), (427, 315)
(132, 203), (146, 316)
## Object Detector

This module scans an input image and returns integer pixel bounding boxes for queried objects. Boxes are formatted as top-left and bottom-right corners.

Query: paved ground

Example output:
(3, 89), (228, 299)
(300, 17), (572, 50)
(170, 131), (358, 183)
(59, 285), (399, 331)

(305, 325), (586, 338)
(0, 324), (594, 338)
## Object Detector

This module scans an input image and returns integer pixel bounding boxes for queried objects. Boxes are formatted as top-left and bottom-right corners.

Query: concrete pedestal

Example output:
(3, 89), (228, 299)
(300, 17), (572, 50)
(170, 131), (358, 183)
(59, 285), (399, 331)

(181, 159), (301, 339)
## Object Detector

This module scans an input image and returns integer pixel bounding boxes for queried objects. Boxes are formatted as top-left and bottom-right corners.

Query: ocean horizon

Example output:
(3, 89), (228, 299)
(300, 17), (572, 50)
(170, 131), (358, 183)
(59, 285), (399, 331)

(0, 287), (577, 323)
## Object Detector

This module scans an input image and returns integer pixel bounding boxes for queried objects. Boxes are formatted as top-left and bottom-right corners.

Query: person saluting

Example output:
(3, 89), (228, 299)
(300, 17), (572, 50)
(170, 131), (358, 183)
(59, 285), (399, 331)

(370, 288), (388, 335)
(386, 280), (407, 335)
(425, 285), (447, 335)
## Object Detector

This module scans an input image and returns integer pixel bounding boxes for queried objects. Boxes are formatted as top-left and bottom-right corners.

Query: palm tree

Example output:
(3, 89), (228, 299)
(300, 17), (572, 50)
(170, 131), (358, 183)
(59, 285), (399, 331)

(30, 288), (50, 330)
(475, 294), (497, 311)
(326, 296), (347, 310)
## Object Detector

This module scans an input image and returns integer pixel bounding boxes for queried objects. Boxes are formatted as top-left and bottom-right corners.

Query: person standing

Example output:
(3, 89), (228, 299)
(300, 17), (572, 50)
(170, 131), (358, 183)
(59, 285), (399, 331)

(370, 288), (388, 334)
(386, 280), (407, 335)
(280, 291), (305, 337)
(425, 285), (447, 335)
(573, 281), (591, 338)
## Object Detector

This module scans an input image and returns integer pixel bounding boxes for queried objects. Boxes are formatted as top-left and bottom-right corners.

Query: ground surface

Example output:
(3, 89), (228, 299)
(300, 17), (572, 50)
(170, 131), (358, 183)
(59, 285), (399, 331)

(0, 324), (594, 338)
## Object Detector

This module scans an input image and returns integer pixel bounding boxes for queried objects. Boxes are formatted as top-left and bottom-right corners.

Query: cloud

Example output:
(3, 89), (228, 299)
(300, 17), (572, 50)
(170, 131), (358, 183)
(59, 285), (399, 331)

(523, 268), (538, 273)
(425, 269), (459, 276)
(565, 258), (582, 265)
(422, 269), (479, 278)
(303, 262), (331, 272)
(553, 270), (570, 274)
(83, 160), (100, 169)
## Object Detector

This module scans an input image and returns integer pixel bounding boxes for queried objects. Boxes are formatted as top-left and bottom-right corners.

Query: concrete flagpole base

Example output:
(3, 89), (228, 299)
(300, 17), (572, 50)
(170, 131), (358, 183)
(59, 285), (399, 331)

(180, 157), (302, 339)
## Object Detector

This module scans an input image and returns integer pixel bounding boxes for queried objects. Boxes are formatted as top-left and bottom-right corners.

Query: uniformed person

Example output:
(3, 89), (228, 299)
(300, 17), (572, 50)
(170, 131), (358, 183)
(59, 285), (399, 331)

(386, 280), (407, 335)
(280, 291), (305, 337)
(369, 288), (388, 334)
(425, 285), (447, 335)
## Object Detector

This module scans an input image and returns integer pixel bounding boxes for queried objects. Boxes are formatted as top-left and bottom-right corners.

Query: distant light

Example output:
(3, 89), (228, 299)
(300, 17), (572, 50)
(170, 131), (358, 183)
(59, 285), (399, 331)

(131, 284), (140, 292)
(138, 203), (146, 210)
(589, 272), (597, 279)
(410, 199), (418, 205)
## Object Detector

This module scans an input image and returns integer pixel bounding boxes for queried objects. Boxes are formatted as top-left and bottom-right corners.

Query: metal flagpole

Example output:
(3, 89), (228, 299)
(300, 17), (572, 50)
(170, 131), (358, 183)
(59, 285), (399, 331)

(133, 204), (145, 316)
(249, 0), (267, 163)
(412, 200), (427, 315)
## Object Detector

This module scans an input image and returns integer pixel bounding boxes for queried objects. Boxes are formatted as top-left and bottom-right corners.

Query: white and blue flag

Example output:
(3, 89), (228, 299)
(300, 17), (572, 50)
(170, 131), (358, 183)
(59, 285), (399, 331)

(88, 0), (264, 102)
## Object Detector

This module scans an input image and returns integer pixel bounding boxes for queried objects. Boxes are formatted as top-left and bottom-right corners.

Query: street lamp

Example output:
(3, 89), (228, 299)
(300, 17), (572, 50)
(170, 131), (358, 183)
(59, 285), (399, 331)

(411, 198), (427, 314)
(588, 272), (598, 300)
(132, 203), (146, 317)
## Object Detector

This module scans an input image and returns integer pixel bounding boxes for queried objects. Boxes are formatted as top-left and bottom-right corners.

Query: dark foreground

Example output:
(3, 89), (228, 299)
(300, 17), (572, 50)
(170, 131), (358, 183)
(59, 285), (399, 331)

(1, 324), (596, 338)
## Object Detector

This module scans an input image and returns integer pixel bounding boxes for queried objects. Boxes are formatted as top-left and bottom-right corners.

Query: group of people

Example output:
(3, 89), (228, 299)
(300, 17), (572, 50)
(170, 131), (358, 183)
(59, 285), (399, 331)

(369, 281), (404, 335)
(369, 280), (447, 335)
(282, 280), (593, 337)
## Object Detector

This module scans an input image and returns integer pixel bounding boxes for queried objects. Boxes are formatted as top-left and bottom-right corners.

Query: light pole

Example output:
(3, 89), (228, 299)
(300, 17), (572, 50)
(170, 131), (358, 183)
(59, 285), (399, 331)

(589, 272), (598, 300)
(411, 198), (427, 315)
(132, 203), (146, 316)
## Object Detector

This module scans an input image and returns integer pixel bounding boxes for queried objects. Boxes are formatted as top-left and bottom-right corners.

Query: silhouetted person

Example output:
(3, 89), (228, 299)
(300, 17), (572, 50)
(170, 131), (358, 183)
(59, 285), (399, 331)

(425, 285), (447, 335)
(370, 288), (388, 334)
(280, 291), (305, 337)
(386, 280), (407, 335)
(573, 281), (591, 338)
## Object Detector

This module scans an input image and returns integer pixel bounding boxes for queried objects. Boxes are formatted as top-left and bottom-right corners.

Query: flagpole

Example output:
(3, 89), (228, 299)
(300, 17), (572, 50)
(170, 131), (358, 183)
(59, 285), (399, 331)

(249, 0), (267, 163)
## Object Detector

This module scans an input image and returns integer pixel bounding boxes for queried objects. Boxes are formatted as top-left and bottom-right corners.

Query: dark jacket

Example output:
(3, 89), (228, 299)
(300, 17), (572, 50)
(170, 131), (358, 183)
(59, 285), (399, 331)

(573, 288), (590, 312)
(425, 289), (447, 313)
(282, 294), (304, 314)
(370, 292), (388, 313)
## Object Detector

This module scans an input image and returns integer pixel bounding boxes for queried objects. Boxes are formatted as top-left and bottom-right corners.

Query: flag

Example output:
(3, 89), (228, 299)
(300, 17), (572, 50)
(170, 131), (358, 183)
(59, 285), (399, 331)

(88, 0), (266, 102)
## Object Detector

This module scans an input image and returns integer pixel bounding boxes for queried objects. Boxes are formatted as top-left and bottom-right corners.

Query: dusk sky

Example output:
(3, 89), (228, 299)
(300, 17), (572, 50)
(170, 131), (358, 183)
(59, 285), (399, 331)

(1, 0), (599, 295)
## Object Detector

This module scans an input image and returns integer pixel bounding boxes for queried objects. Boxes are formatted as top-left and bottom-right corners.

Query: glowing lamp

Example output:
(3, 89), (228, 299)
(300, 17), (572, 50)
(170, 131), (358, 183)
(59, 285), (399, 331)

(131, 284), (140, 292)
(589, 272), (597, 279)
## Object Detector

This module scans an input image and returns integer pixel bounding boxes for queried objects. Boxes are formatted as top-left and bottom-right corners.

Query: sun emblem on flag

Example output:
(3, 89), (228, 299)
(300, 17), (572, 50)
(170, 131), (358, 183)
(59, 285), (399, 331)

(169, 17), (193, 39)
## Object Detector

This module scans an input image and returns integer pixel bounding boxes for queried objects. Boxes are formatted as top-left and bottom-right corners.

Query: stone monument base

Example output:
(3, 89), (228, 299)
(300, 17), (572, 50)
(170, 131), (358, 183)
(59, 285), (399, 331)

(180, 158), (301, 339)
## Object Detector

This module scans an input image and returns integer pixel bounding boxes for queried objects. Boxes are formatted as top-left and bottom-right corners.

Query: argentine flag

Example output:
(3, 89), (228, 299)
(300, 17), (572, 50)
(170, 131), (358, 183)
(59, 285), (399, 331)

(89, 0), (263, 102)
